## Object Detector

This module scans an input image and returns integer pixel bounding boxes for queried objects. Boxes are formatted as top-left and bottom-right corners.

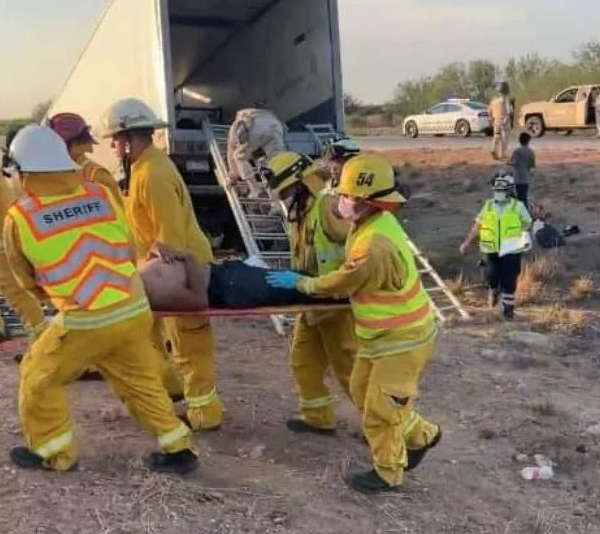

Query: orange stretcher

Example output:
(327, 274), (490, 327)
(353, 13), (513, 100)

(153, 303), (350, 317)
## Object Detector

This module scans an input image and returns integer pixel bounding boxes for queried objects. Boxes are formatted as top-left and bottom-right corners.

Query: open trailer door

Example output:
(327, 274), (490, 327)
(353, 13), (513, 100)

(47, 0), (171, 173)
(165, 0), (344, 131)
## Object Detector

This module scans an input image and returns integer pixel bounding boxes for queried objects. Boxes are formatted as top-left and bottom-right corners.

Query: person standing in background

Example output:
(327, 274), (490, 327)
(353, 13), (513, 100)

(509, 132), (536, 209)
(488, 82), (511, 160)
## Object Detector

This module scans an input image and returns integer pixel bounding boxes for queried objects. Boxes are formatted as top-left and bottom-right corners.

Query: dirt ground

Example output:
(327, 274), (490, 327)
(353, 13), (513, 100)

(2, 147), (600, 534)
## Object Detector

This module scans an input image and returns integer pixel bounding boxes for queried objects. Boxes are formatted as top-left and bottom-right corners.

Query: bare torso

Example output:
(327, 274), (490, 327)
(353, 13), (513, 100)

(137, 257), (211, 311)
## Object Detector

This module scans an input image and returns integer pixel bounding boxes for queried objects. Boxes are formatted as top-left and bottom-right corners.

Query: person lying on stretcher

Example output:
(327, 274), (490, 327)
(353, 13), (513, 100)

(138, 244), (345, 311)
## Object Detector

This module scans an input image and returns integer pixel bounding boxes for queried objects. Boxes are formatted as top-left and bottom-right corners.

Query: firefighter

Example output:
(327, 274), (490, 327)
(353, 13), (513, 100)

(264, 151), (356, 434)
(321, 136), (361, 188)
(0, 126), (47, 348)
(488, 82), (511, 160)
(3, 124), (197, 473)
(322, 137), (411, 201)
(100, 97), (222, 431)
(47, 112), (122, 203)
(460, 171), (532, 319)
(265, 153), (442, 494)
(226, 107), (286, 198)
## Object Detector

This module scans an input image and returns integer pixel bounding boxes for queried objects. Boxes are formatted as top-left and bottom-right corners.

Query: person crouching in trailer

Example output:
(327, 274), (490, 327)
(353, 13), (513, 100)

(3, 124), (197, 474)
(460, 172), (532, 319)
(265, 153), (442, 494)
(263, 151), (357, 435)
(226, 107), (287, 199)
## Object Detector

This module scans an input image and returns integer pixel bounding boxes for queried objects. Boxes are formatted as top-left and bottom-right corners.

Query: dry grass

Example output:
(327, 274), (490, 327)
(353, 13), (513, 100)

(530, 399), (558, 417)
(531, 303), (587, 333)
(516, 254), (562, 305)
(570, 275), (594, 300)
(446, 273), (466, 295)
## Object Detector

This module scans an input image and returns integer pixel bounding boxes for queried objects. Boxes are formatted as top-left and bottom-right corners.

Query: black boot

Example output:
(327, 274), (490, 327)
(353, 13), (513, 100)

(503, 305), (515, 320)
(347, 468), (399, 494)
(286, 418), (336, 436)
(405, 427), (442, 472)
(145, 448), (198, 475)
(487, 289), (499, 309)
(9, 446), (78, 471)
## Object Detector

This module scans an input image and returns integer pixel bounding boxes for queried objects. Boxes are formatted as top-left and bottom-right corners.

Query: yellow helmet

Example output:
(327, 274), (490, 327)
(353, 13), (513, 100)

(336, 153), (406, 203)
(265, 151), (319, 196)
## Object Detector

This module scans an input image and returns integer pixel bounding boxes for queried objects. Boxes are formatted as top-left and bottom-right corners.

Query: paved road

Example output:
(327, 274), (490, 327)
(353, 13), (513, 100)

(357, 134), (600, 151)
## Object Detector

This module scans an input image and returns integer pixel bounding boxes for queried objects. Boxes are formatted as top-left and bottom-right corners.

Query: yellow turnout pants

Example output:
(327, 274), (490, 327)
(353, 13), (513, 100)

(290, 310), (356, 429)
(19, 310), (194, 471)
(161, 316), (223, 430)
(350, 338), (439, 487)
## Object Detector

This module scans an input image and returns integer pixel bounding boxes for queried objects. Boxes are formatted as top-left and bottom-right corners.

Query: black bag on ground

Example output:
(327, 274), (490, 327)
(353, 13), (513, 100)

(534, 223), (565, 249)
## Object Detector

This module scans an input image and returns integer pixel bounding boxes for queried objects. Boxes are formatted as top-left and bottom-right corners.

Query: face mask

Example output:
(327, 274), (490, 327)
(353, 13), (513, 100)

(493, 191), (507, 203)
(337, 196), (360, 220)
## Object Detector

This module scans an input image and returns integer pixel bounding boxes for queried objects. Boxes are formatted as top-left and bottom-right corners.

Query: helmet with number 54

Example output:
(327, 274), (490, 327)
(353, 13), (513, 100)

(336, 153), (406, 204)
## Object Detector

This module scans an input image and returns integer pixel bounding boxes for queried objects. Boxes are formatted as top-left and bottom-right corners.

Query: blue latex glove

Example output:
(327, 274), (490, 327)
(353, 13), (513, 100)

(265, 271), (301, 289)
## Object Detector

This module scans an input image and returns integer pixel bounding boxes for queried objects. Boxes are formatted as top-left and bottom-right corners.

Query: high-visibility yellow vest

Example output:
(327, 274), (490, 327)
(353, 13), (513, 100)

(349, 212), (434, 340)
(478, 199), (522, 254)
(308, 192), (345, 276)
(9, 183), (135, 311)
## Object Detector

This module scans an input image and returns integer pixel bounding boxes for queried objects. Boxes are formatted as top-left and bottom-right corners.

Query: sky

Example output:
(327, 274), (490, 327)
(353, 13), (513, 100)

(0, 0), (598, 118)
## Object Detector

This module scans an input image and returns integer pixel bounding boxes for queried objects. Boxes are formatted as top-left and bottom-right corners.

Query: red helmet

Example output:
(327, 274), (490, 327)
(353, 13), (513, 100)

(47, 112), (97, 145)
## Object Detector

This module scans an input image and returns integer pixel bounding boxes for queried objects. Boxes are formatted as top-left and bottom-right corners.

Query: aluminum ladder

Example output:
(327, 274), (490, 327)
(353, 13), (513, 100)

(304, 123), (340, 153)
(202, 119), (292, 335)
(405, 237), (470, 322)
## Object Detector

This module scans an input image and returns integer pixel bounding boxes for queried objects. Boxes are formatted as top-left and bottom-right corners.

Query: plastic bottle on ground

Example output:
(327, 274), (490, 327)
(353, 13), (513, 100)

(520, 465), (554, 480)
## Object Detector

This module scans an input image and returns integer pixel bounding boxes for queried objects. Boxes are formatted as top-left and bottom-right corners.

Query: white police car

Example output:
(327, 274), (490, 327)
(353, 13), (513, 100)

(402, 99), (492, 138)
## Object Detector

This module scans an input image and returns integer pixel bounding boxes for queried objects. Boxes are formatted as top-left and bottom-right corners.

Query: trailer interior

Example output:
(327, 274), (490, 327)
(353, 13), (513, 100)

(166, 0), (342, 132)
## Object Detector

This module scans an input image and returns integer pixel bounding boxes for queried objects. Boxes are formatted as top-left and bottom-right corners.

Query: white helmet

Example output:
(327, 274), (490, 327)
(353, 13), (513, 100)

(492, 172), (515, 190)
(9, 124), (80, 173)
(100, 98), (168, 138)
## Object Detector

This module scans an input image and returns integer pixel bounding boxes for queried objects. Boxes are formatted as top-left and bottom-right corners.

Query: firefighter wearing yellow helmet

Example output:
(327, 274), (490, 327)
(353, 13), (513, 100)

(264, 151), (357, 435)
(265, 153), (442, 494)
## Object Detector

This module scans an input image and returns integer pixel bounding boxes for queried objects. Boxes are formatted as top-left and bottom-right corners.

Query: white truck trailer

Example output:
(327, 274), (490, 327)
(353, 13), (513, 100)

(48, 0), (345, 250)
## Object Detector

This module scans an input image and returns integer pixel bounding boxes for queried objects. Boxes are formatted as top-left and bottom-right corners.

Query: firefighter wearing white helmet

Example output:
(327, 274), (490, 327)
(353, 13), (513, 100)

(321, 136), (361, 187)
(265, 153), (442, 494)
(100, 97), (223, 432)
(3, 124), (197, 473)
(460, 171), (532, 319)
(0, 125), (46, 349)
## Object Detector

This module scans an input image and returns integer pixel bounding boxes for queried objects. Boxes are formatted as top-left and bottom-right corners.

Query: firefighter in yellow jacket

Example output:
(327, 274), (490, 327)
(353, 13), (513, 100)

(0, 126), (47, 346)
(100, 97), (222, 431)
(264, 152), (356, 434)
(265, 153), (442, 494)
(2, 124), (197, 473)
(47, 112), (123, 204)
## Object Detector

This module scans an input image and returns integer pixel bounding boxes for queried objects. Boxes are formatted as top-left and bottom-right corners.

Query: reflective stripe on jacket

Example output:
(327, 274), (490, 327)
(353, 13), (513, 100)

(348, 212), (435, 341)
(9, 183), (136, 311)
